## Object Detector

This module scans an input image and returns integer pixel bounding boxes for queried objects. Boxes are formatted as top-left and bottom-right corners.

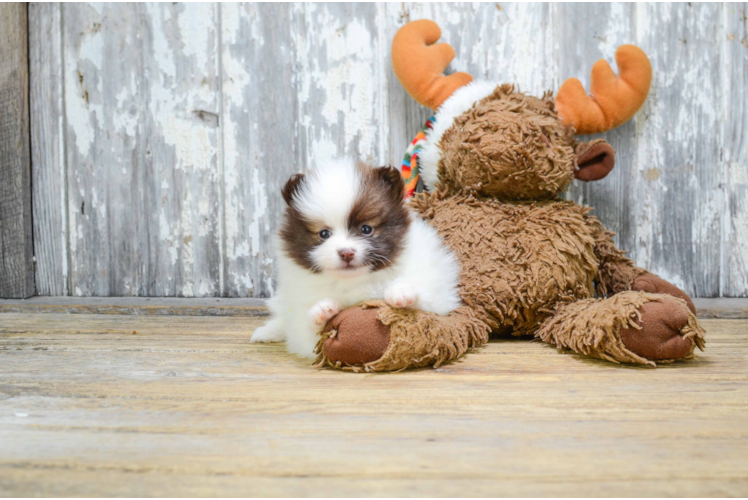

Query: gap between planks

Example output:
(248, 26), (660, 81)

(0, 296), (747, 318)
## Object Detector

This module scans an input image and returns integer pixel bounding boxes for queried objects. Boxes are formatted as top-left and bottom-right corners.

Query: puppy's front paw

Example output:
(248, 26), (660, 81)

(250, 321), (285, 343)
(308, 299), (341, 328)
(384, 284), (419, 309)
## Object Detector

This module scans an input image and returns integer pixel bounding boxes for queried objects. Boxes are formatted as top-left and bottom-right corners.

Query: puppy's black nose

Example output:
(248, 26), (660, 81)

(338, 248), (355, 263)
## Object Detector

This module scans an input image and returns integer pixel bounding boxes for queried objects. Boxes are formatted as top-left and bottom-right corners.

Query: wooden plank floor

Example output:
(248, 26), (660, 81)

(1, 312), (746, 497)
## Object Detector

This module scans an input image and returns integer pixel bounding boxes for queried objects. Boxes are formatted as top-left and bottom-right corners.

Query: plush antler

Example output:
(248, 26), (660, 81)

(555, 45), (652, 134)
(391, 20), (473, 110)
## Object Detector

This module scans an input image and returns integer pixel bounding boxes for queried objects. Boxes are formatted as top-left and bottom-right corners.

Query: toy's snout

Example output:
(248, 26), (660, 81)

(574, 140), (616, 182)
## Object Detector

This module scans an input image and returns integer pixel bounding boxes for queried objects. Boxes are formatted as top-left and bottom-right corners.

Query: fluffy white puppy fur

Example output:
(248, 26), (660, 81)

(251, 159), (461, 359)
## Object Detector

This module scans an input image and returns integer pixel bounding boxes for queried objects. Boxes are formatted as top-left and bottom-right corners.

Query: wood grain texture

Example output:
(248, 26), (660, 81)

(633, 3), (722, 297)
(60, 3), (222, 297)
(0, 312), (746, 496)
(220, 3), (296, 297)
(29, 3), (748, 298)
(722, 3), (748, 296)
(0, 296), (269, 317)
(29, 3), (68, 296)
(0, 3), (34, 298)
(0, 296), (746, 318)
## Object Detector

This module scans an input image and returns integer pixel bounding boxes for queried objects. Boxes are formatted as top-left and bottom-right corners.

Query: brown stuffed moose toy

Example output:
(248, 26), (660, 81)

(314, 19), (705, 372)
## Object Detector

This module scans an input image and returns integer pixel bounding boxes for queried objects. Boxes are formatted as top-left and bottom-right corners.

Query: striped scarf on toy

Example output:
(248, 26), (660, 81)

(401, 116), (435, 199)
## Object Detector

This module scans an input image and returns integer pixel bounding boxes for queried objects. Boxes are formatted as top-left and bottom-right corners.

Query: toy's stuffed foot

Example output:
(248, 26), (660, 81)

(633, 273), (696, 314)
(320, 305), (391, 366)
(536, 291), (705, 366)
(315, 303), (489, 372)
(619, 296), (704, 361)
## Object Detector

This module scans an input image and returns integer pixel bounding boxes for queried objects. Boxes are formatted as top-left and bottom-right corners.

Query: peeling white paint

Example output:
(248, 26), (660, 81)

(32, 2), (747, 298)
(177, 3), (214, 71)
(198, 280), (213, 296)
(248, 168), (268, 257)
(692, 195), (721, 252)
(148, 5), (177, 81)
(158, 114), (215, 173)
(298, 7), (380, 160)
(231, 271), (254, 293)
(64, 29), (104, 157)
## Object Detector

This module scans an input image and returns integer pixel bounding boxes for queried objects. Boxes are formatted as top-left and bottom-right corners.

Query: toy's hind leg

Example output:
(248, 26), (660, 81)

(536, 291), (705, 365)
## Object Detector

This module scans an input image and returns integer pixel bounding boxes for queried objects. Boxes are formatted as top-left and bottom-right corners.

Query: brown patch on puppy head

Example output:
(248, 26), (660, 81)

(281, 173), (306, 205)
(348, 165), (410, 271)
(278, 173), (323, 272)
(277, 165), (410, 274)
(437, 84), (577, 200)
(279, 210), (323, 273)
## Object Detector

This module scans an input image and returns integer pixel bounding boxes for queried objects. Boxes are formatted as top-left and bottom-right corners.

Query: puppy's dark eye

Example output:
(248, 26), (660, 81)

(319, 229), (331, 239)
(360, 225), (373, 235)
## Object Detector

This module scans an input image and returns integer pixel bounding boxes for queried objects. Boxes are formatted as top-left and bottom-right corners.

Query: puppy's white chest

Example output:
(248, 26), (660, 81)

(320, 271), (395, 308)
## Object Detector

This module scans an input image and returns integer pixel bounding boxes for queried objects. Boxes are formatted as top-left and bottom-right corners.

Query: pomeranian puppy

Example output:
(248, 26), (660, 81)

(250, 159), (461, 359)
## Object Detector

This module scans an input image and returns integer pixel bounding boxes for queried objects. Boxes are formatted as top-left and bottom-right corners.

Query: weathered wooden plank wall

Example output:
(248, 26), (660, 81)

(0, 3), (35, 298)
(29, 3), (66, 297)
(29, 2), (748, 298)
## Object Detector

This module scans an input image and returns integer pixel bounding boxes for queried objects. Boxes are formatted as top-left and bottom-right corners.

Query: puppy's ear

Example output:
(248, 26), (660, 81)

(373, 166), (405, 202)
(281, 173), (306, 205)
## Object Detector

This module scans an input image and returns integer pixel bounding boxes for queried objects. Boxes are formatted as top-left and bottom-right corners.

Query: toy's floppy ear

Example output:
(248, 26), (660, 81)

(575, 140), (616, 182)
(281, 173), (306, 205)
(391, 19), (473, 110)
(556, 45), (652, 135)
